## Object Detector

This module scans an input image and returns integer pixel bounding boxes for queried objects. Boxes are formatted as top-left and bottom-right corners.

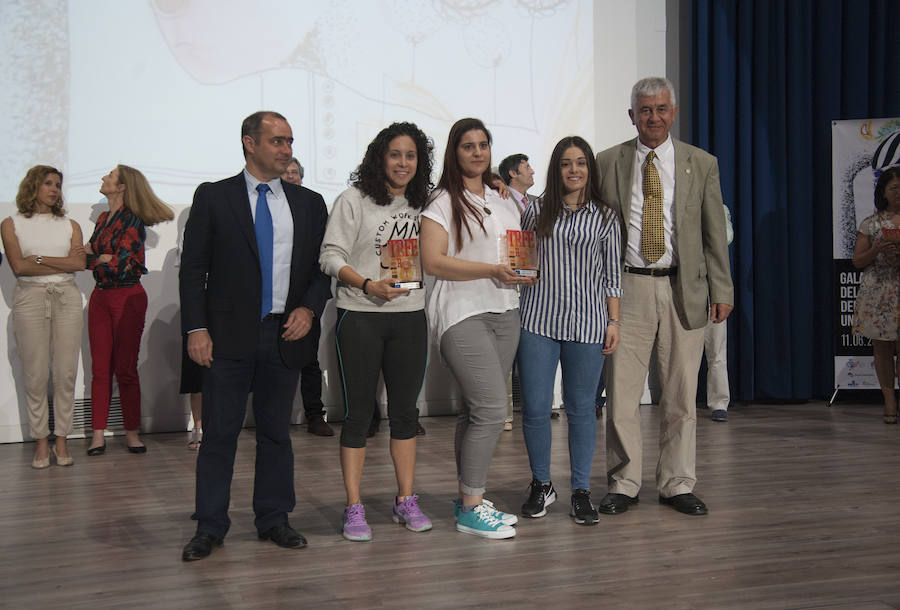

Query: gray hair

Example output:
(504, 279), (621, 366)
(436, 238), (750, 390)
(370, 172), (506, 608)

(630, 77), (677, 111)
(290, 157), (305, 179)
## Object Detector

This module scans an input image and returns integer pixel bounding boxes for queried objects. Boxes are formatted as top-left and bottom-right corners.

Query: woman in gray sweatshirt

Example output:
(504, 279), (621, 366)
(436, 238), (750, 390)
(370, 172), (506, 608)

(320, 122), (434, 542)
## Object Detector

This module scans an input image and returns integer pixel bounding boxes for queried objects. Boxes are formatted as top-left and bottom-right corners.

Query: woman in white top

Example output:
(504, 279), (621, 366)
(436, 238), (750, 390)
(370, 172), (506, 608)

(1, 166), (86, 468)
(420, 117), (535, 539)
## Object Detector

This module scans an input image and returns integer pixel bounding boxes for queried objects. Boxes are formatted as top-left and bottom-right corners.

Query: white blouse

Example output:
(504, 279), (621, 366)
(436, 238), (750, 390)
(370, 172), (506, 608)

(421, 187), (520, 346)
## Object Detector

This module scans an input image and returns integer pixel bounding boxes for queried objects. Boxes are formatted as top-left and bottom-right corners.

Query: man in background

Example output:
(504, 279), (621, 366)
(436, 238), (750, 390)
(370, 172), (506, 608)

(282, 157), (333, 437)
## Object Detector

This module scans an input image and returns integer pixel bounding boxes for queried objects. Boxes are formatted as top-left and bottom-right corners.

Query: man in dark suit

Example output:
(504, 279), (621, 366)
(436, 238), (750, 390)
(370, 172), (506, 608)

(595, 77), (733, 517)
(180, 111), (330, 561)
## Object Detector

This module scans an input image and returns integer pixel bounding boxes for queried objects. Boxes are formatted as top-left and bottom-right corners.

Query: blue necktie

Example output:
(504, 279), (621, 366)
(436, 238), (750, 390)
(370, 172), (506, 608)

(254, 183), (273, 319)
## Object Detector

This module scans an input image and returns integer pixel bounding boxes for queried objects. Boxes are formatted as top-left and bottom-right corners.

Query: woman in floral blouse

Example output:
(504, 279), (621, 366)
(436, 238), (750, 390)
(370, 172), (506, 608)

(86, 165), (173, 455)
(852, 166), (900, 424)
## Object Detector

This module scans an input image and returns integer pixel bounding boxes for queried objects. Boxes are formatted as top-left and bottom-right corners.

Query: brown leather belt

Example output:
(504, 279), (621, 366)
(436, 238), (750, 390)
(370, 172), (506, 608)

(624, 265), (678, 277)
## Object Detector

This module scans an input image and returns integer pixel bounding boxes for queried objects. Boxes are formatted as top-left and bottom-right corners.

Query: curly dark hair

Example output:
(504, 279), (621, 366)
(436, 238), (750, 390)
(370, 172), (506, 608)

(16, 165), (65, 218)
(875, 166), (900, 211)
(350, 122), (434, 208)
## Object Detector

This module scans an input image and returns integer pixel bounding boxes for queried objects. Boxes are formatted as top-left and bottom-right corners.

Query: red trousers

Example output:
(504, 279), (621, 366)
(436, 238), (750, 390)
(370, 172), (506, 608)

(88, 284), (147, 431)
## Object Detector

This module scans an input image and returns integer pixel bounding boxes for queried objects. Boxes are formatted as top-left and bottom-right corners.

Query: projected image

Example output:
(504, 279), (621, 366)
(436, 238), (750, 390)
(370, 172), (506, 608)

(0, 0), (591, 207)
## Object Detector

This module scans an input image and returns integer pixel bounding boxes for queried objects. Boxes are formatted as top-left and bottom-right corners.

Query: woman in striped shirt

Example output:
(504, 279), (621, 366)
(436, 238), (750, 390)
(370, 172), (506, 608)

(517, 136), (622, 525)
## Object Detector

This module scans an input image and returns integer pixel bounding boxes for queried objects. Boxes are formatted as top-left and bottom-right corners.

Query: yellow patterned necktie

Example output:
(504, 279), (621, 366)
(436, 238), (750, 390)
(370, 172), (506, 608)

(641, 150), (665, 262)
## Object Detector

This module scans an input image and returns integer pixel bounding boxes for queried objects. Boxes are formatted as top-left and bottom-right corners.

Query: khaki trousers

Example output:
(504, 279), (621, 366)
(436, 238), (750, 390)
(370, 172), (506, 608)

(704, 318), (730, 411)
(13, 279), (83, 438)
(606, 272), (705, 498)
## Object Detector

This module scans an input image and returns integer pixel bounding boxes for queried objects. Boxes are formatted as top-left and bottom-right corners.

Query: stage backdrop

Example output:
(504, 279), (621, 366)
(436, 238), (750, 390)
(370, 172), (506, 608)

(832, 118), (900, 393)
(0, 0), (666, 443)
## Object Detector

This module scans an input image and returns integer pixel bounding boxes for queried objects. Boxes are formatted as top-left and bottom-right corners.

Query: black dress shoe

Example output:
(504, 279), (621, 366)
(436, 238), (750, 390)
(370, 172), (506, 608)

(306, 416), (334, 437)
(182, 533), (222, 561)
(597, 492), (639, 514)
(659, 493), (708, 515)
(86, 442), (106, 456)
(127, 445), (147, 454)
(258, 523), (307, 549)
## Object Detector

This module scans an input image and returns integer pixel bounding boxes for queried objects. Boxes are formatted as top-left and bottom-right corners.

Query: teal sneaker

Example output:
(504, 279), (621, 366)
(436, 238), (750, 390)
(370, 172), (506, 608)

(456, 503), (516, 539)
(481, 498), (519, 526)
(452, 498), (518, 526)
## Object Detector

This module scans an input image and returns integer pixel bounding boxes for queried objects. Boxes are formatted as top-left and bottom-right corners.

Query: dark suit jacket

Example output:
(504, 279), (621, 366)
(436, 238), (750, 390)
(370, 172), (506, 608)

(180, 172), (331, 369)
(596, 138), (733, 330)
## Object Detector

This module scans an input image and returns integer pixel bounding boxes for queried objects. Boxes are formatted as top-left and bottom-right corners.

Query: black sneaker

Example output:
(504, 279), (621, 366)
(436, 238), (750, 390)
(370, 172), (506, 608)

(570, 489), (599, 525)
(521, 479), (557, 518)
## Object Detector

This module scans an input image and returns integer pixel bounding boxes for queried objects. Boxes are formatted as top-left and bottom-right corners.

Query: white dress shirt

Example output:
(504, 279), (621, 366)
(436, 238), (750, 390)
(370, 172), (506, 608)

(625, 135), (677, 268)
(243, 168), (294, 314)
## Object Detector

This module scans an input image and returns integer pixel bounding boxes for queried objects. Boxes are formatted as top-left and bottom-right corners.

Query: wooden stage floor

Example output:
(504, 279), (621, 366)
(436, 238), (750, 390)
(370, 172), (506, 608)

(2, 402), (899, 609)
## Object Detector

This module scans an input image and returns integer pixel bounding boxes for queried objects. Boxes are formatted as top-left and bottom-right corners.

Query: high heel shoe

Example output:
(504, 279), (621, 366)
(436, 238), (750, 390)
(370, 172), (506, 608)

(51, 446), (74, 466)
(87, 442), (106, 456)
(884, 413), (897, 424)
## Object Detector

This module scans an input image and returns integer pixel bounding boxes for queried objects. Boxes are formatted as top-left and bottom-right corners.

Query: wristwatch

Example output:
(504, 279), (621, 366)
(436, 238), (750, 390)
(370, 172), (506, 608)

(35, 256), (43, 265)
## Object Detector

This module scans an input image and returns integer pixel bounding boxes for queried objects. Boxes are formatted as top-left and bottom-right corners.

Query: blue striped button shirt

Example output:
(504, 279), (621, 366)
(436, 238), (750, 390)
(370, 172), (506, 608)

(519, 199), (623, 343)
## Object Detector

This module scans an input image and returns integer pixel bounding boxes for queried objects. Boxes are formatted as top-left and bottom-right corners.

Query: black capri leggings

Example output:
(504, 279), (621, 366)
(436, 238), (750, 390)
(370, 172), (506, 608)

(335, 308), (428, 448)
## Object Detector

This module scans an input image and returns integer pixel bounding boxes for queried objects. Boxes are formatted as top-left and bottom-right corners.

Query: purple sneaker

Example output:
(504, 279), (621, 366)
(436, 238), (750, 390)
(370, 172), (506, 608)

(342, 503), (372, 541)
(392, 494), (433, 532)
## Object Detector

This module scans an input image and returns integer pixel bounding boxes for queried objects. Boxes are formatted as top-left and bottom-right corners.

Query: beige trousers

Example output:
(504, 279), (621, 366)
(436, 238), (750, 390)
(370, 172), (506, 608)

(13, 279), (83, 438)
(607, 272), (705, 498)
(704, 318), (730, 411)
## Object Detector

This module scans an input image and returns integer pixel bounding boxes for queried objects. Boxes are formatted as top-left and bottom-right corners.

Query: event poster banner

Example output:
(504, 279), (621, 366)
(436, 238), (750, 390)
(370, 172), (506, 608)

(832, 118), (900, 390)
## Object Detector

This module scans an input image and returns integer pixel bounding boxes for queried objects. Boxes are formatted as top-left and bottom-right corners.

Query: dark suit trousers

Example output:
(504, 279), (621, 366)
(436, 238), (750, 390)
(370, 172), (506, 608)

(300, 319), (325, 420)
(193, 315), (300, 540)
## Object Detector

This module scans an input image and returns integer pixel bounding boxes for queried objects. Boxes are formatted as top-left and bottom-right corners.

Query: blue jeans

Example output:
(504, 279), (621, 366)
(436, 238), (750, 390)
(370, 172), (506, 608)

(518, 329), (605, 490)
(595, 363), (607, 408)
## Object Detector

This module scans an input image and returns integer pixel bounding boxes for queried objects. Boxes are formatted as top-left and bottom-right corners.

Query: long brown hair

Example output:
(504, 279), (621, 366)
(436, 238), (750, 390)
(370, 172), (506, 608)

(427, 118), (495, 248)
(117, 164), (174, 226)
(15, 165), (65, 218)
(536, 136), (612, 237)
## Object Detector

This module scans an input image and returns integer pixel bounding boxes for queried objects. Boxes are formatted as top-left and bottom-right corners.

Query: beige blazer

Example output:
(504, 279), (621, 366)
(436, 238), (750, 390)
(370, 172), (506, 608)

(596, 137), (733, 330)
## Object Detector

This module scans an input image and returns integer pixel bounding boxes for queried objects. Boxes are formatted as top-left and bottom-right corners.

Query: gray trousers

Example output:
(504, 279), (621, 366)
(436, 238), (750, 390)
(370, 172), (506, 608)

(440, 310), (520, 496)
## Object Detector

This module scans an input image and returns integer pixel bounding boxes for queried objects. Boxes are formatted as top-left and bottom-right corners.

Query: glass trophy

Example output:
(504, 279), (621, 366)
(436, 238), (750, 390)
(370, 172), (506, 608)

(381, 238), (423, 289)
(506, 229), (539, 277)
